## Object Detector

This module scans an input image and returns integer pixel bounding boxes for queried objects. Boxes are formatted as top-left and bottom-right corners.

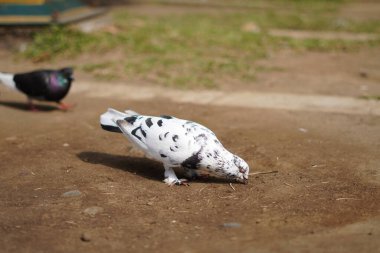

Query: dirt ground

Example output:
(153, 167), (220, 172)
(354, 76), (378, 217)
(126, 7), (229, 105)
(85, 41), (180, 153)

(1, 3), (380, 253)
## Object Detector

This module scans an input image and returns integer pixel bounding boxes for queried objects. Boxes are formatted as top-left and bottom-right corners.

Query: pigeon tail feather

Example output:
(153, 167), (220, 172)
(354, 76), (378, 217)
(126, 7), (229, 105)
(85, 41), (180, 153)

(100, 108), (129, 133)
(0, 72), (16, 90)
(124, 109), (139, 116)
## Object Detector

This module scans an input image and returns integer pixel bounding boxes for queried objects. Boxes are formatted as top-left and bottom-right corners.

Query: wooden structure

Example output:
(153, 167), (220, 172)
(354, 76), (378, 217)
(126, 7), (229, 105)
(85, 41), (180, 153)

(0, 0), (105, 25)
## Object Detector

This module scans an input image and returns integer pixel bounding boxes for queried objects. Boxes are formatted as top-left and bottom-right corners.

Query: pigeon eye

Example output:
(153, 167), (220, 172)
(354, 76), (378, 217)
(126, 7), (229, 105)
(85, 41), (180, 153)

(239, 167), (246, 174)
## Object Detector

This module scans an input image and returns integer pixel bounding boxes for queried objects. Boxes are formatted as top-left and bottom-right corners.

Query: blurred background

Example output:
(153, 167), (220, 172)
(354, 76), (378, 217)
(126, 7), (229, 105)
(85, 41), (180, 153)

(0, 0), (379, 93)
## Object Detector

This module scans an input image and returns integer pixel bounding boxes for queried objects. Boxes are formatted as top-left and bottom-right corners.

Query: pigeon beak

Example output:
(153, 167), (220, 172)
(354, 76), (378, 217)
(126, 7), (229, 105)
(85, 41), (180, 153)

(242, 174), (249, 184)
(236, 177), (248, 184)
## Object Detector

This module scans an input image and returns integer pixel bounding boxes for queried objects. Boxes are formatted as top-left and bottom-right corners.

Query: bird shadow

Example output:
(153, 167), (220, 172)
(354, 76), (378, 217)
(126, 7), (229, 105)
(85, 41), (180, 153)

(77, 151), (239, 185)
(0, 101), (58, 112)
(77, 151), (164, 182)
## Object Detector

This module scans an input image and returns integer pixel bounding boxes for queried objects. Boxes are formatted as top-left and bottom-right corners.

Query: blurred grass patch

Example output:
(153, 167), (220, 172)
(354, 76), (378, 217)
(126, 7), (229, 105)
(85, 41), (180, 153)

(278, 37), (380, 52)
(81, 61), (120, 80)
(24, 26), (96, 62)
(23, 3), (380, 89)
(82, 62), (113, 72)
(256, 12), (380, 33)
(359, 95), (380, 101)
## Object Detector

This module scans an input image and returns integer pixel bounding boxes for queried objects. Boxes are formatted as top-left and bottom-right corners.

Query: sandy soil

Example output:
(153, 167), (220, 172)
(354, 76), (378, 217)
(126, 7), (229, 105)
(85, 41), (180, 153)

(1, 81), (380, 253)
(1, 3), (380, 253)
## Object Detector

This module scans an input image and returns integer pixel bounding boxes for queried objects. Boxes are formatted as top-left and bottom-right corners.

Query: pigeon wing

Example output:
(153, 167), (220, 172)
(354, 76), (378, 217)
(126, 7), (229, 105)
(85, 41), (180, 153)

(115, 117), (149, 151)
(138, 116), (202, 166)
(115, 115), (207, 167)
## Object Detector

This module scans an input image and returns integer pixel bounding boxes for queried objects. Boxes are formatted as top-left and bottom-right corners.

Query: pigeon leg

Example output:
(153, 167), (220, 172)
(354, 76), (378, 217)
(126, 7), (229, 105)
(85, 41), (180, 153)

(27, 97), (38, 112)
(163, 165), (189, 186)
(57, 102), (75, 111)
(184, 168), (213, 180)
(184, 168), (198, 180)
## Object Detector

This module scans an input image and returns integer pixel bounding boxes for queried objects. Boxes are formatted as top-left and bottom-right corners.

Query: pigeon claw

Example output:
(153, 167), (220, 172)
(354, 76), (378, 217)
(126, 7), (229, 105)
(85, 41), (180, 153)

(175, 179), (190, 186)
(58, 102), (75, 111)
(29, 106), (39, 112)
(164, 178), (190, 186)
(27, 99), (38, 112)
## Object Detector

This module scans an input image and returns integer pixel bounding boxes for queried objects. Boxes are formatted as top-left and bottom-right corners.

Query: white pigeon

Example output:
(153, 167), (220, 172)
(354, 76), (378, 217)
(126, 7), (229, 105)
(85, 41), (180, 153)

(100, 108), (249, 186)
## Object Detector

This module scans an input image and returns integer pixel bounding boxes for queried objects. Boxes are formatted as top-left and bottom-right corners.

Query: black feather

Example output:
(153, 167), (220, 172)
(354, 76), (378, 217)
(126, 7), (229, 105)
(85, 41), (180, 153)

(124, 116), (137, 124)
(145, 118), (153, 128)
(160, 115), (173, 119)
(101, 124), (122, 133)
(181, 150), (202, 169)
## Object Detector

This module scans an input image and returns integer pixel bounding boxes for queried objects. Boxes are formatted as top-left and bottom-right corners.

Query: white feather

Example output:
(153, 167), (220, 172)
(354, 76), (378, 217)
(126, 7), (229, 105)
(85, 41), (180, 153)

(100, 108), (127, 128)
(124, 109), (139, 116)
(0, 72), (16, 90)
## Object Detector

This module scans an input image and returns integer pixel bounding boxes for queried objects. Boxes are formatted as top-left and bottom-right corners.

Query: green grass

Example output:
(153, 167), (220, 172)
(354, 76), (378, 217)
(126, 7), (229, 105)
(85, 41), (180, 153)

(23, 2), (380, 89)
(150, 0), (345, 13)
(359, 95), (380, 101)
(24, 26), (96, 61)
(81, 62), (119, 80)
(82, 62), (113, 72)
(255, 12), (380, 33)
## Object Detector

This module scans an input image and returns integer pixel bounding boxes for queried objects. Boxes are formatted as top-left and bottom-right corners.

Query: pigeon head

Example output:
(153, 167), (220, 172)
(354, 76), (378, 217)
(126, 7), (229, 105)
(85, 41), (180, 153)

(230, 154), (249, 184)
(204, 150), (249, 184)
(60, 67), (74, 82)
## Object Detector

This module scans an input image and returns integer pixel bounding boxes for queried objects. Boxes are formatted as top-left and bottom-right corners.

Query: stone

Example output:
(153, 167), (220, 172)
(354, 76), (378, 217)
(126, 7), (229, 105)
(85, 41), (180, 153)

(62, 190), (82, 197)
(222, 222), (241, 228)
(83, 206), (104, 217)
(80, 232), (91, 242)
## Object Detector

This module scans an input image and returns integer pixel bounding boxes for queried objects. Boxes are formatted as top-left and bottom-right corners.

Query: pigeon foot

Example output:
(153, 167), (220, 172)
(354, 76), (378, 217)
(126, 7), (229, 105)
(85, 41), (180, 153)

(58, 102), (75, 111)
(164, 178), (190, 186)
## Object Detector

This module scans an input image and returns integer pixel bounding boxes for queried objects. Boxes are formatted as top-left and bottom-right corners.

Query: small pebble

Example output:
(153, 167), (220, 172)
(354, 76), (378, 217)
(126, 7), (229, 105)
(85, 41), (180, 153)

(80, 232), (91, 242)
(63, 143), (70, 147)
(359, 71), (368, 78)
(83, 206), (103, 216)
(62, 190), (82, 197)
(146, 202), (153, 206)
(298, 128), (308, 133)
(222, 222), (241, 228)
(5, 136), (17, 141)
